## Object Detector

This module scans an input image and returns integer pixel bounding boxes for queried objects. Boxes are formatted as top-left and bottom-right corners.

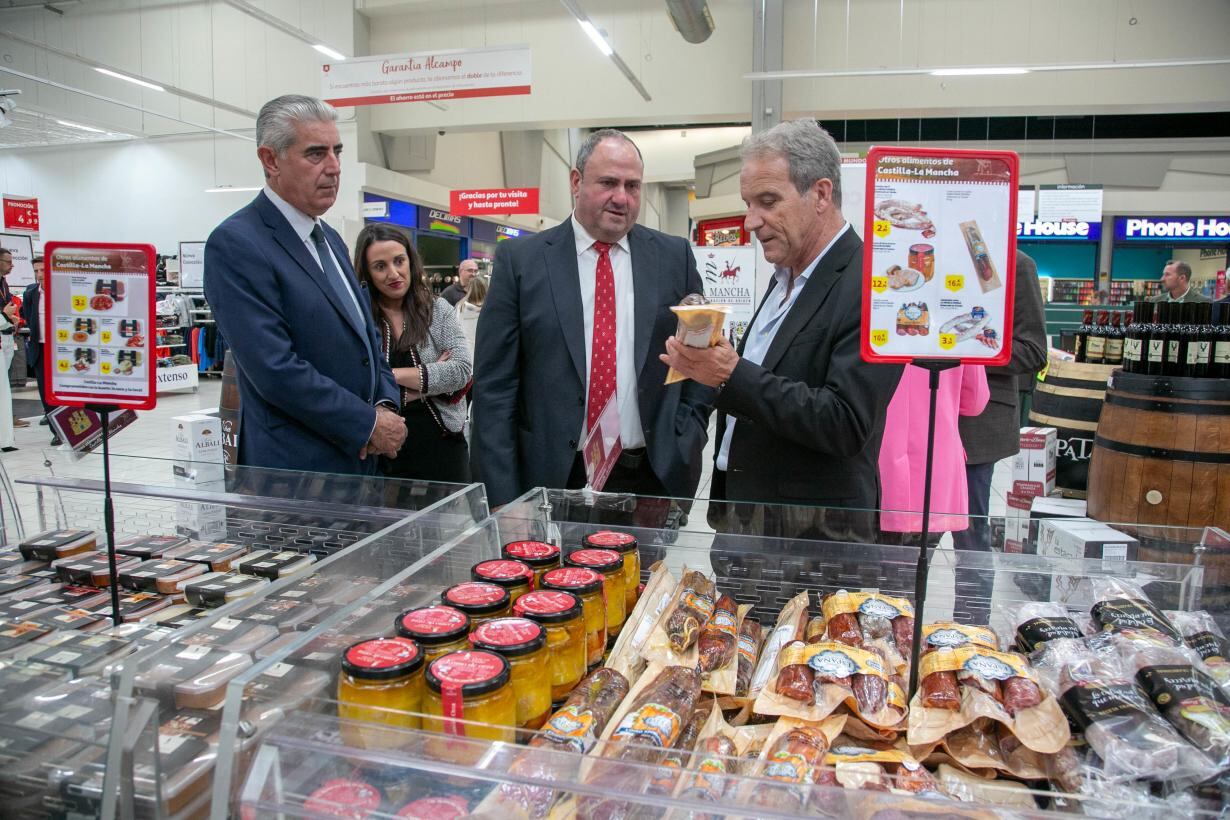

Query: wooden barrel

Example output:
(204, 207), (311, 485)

(1087, 370), (1230, 604)
(1028, 357), (1117, 497)
(220, 352), (241, 466)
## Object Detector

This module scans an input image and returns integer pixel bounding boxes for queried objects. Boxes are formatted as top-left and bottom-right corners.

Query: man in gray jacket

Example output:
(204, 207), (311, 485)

(953, 250), (1047, 618)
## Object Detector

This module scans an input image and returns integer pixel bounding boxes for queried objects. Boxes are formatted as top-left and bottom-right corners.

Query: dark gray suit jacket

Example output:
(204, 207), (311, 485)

(957, 250), (1048, 465)
(713, 228), (902, 510)
(472, 219), (714, 507)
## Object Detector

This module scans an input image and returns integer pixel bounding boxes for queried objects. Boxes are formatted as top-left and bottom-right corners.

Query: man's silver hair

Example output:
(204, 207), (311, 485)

(741, 118), (842, 206)
(256, 94), (338, 155)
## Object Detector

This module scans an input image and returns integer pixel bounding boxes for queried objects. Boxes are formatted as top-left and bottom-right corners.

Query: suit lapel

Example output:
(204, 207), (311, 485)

(545, 222), (586, 383)
(628, 226), (656, 378)
(759, 228), (860, 373)
(256, 193), (363, 339)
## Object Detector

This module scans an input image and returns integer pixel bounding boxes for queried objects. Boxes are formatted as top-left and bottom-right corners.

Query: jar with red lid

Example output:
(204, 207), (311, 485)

(513, 590), (586, 700)
(423, 650), (515, 743)
(338, 637), (425, 749)
(396, 795), (469, 819)
(582, 530), (640, 614)
(468, 617), (551, 732)
(501, 540), (561, 587)
(304, 778), (382, 819)
(441, 582), (510, 627)
(395, 606), (470, 664)
(541, 567), (607, 668)
(470, 559), (534, 604)
(564, 548), (626, 642)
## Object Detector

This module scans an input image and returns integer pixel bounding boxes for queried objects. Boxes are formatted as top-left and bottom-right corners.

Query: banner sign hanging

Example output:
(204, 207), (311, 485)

(44, 242), (158, 411)
(3, 195), (39, 234)
(450, 187), (539, 216)
(322, 45), (531, 107)
(861, 146), (1019, 366)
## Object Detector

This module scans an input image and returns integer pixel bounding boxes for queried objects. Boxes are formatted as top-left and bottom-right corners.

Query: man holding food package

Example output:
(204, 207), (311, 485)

(662, 119), (902, 540)
(472, 129), (714, 507)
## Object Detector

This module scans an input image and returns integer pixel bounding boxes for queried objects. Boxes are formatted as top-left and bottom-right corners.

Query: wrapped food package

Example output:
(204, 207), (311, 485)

(734, 617), (763, 698)
(1168, 609), (1230, 691)
(665, 572), (717, 654)
(697, 594), (738, 674)
(1009, 601), (1085, 654)
(1088, 578), (1182, 645)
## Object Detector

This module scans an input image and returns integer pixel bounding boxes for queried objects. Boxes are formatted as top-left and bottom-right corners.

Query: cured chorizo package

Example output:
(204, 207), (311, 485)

(823, 735), (941, 796)
(821, 590), (915, 672)
(664, 301), (732, 385)
(754, 639), (908, 730)
(733, 617), (763, 698)
(1037, 633), (1218, 783)
(746, 591), (809, 702)
(643, 570), (716, 668)
(936, 720), (1050, 780)
(908, 641), (1068, 754)
(696, 600), (750, 696)
(1088, 578), (1182, 645)
(496, 667), (631, 818)
(1009, 601), (1085, 654)
(606, 564), (676, 684)
(737, 715), (845, 813)
(1167, 609), (1230, 692)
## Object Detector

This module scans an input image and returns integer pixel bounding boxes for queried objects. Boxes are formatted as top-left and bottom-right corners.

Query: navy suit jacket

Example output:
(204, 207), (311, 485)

(204, 192), (398, 475)
(20, 282), (42, 366)
(472, 220), (714, 507)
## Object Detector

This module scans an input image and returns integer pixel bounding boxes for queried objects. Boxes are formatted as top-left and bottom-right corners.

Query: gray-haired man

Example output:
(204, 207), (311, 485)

(204, 94), (405, 474)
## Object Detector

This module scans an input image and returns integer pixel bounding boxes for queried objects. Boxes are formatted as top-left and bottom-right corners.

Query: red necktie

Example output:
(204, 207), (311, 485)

(587, 241), (617, 431)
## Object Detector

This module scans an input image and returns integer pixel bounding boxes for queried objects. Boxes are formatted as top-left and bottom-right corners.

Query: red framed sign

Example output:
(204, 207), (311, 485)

(43, 242), (158, 411)
(861, 147), (1019, 366)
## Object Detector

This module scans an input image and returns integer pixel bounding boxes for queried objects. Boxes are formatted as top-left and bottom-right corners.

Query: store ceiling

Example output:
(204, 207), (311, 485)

(0, 106), (131, 150)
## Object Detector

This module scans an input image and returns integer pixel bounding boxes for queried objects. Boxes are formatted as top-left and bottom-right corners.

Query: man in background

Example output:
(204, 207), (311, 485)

(205, 94), (405, 474)
(1149, 259), (1210, 303)
(21, 257), (59, 445)
(441, 258), (479, 307)
(0, 248), (22, 450)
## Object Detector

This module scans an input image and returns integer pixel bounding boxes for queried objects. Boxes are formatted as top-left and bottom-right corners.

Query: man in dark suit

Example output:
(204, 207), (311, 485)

(472, 129), (713, 508)
(662, 119), (902, 542)
(20, 257), (59, 445)
(205, 95), (405, 475)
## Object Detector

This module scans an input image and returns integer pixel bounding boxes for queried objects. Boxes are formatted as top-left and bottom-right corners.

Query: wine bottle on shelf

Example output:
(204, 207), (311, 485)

(1073, 309), (1094, 363)
(1186, 302), (1214, 378)
(1213, 302), (1230, 379)
(1085, 310), (1109, 365)
(1145, 302), (1166, 376)
(1162, 302), (1185, 377)
(1104, 310), (1125, 367)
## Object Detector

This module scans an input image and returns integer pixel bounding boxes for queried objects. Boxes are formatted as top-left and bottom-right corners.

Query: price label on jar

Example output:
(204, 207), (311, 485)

(945, 275), (965, 292)
(939, 333), (957, 351)
(871, 276), (888, 294)
(871, 329), (889, 347)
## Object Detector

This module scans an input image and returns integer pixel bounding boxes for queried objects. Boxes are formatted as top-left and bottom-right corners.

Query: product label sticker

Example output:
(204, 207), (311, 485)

(923, 622), (998, 651)
(822, 590), (914, 621)
(611, 702), (681, 748)
(918, 645), (1034, 682)
(542, 704), (597, 754)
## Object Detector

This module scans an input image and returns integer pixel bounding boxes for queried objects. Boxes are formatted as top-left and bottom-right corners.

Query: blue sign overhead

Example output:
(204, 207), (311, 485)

(362, 194), (417, 228)
(1016, 220), (1101, 242)
(1114, 215), (1230, 242)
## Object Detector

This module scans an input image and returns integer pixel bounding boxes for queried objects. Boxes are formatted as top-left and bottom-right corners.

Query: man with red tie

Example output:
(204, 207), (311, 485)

(473, 129), (713, 507)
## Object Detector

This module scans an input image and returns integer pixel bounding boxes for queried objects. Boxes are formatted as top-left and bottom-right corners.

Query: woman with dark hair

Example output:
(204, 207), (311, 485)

(354, 223), (473, 482)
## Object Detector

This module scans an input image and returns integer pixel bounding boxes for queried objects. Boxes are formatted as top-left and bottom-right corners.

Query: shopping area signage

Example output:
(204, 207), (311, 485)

(1114, 215), (1230, 242)
(418, 208), (469, 235)
(496, 225), (522, 241)
(3, 195), (39, 233)
(1016, 220), (1101, 241)
(321, 45), (531, 107)
(450, 187), (539, 216)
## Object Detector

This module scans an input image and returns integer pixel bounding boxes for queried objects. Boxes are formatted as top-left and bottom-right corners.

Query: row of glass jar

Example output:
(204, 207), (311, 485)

(336, 532), (641, 746)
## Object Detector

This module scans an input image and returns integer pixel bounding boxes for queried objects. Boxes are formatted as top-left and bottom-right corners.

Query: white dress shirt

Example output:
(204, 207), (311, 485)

(572, 215), (646, 450)
(263, 186), (364, 319)
(717, 223), (852, 471)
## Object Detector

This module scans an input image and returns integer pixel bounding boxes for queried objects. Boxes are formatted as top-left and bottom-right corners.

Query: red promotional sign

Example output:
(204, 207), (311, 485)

(43, 241), (158, 411)
(861, 146), (1019, 367)
(3, 195), (39, 233)
(450, 188), (540, 216)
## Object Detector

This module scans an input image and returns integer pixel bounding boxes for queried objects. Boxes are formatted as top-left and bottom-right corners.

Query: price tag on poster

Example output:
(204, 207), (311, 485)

(861, 147), (1019, 366)
(43, 242), (158, 411)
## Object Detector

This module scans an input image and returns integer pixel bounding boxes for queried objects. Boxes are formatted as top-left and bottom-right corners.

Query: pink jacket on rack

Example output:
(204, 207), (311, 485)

(878, 363), (990, 533)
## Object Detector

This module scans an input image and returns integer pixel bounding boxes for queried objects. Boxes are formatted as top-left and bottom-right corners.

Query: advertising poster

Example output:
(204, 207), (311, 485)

(450, 188), (539, 216)
(1037, 184), (1102, 223)
(179, 241), (205, 289)
(322, 46), (531, 107)
(0, 232), (35, 288)
(862, 147), (1018, 366)
(44, 242), (157, 410)
(695, 245), (756, 344)
(2, 195), (39, 234)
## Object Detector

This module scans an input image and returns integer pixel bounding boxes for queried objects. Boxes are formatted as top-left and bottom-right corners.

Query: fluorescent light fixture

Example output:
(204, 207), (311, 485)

(94, 67), (164, 92)
(313, 44), (346, 61)
(579, 20), (613, 56)
(931, 67), (1029, 76)
(56, 119), (105, 133)
(205, 186), (262, 193)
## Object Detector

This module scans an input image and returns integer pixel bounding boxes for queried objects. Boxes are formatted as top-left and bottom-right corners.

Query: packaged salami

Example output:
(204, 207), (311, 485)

(739, 715), (845, 812)
(754, 592), (808, 704)
(733, 616), (763, 698)
(605, 563), (675, 684)
(823, 735), (940, 795)
(1088, 578), (1182, 645)
(1009, 601), (1085, 654)
(1168, 609), (1230, 691)
(755, 639), (908, 730)
(646, 571), (716, 661)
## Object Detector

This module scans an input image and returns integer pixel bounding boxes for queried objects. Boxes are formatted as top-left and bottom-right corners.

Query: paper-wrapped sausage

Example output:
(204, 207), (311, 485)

(751, 726), (831, 811)
(665, 572), (716, 654)
(679, 734), (737, 805)
(697, 594), (737, 673)
(734, 617), (763, 697)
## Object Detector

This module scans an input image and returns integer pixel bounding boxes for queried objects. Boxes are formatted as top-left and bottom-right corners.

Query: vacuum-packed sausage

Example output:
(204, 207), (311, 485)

(852, 674), (887, 715)
(805, 616), (827, 644)
(892, 615), (914, 660)
(666, 572), (717, 653)
(734, 618), (763, 697)
(826, 612), (863, 648)
(754, 726), (832, 811)
(647, 704), (709, 795)
(697, 594), (738, 673)
(920, 670), (961, 710)
(680, 735), (737, 804)
(1002, 676), (1043, 716)
(776, 641), (815, 702)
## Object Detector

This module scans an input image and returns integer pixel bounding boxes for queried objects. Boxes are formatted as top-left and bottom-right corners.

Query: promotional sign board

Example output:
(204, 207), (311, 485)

(322, 45), (531, 107)
(694, 245), (756, 343)
(450, 188), (539, 216)
(1113, 215), (1230, 242)
(862, 147), (1018, 366)
(0, 232), (36, 288)
(1037, 184), (1102, 223)
(1017, 220), (1102, 242)
(3, 195), (39, 234)
(417, 208), (470, 236)
(178, 241), (205, 289)
(44, 242), (157, 410)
